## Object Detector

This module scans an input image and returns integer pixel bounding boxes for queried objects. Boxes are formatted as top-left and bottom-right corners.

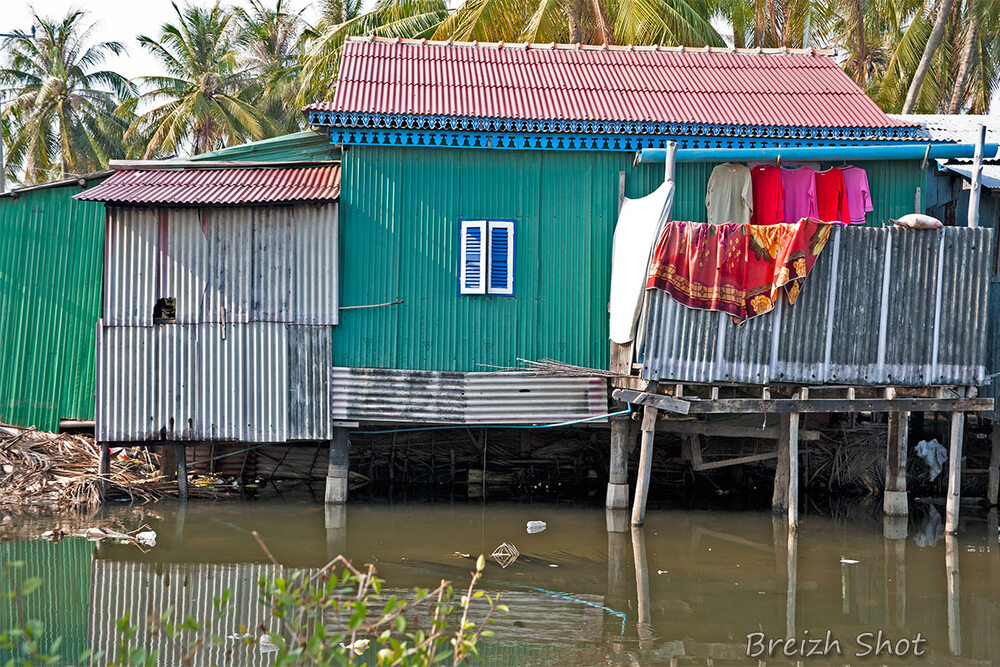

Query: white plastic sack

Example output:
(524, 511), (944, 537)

(892, 213), (943, 229)
(609, 181), (674, 344)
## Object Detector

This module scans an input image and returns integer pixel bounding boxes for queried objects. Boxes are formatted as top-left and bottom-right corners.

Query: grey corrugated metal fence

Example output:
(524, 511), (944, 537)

(640, 226), (991, 386)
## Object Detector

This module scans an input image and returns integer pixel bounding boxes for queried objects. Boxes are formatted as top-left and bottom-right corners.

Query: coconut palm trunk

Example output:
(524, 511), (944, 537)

(901, 0), (958, 113)
(948, 19), (977, 113)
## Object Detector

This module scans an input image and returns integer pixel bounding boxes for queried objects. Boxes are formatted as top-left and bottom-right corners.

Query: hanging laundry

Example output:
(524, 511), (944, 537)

(706, 163), (752, 225)
(815, 167), (851, 224)
(840, 166), (874, 224)
(750, 164), (784, 225)
(780, 167), (818, 223)
(646, 218), (833, 323)
(609, 180), (674, 344)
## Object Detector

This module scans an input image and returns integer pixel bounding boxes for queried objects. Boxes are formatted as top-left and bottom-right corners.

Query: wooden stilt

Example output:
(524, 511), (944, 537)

(175, 443), (189, 502)
(98, 442), (111, 500)
(988, 427), (1000, 506)
(772, 420), (789, 514)
(946, 534), (962, 656)
(946, 404), (966, 534)
(884, 534), (907, 627)
(607, 419), (629, 510)
(787, 389), (803, 532)
(884, 408), (910, 516)
(325, 428), (350, 504)
(631, 404), (659, 527)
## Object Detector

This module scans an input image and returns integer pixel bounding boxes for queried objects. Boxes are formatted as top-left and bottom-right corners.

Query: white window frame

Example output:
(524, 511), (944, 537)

(459, 219), (515, 296)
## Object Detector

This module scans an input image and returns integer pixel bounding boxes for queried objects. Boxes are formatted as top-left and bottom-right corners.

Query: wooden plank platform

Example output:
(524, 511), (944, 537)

(613, 388), (993, 415)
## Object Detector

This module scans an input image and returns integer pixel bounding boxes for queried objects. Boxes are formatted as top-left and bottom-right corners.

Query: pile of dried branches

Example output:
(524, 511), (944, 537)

(0, 423), (163, 508)
(807, 423), (887, 493)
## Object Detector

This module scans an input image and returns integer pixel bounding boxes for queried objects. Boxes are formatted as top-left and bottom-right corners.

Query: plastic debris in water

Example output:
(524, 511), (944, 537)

(340, 639), (370, 655)
(840, 558), (860, 564)
(136, 531), (157, 547)
(491, 542), (520, 568)
(526, 521), (547, 534)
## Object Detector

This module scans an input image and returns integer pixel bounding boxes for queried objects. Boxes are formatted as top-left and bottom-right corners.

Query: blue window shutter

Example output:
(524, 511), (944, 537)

(487, 221), (515, 295)
(459, 220), (487, 294)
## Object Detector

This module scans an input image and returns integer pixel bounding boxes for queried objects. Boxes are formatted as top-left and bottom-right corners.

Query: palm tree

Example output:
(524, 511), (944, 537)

(0, 10), (133, 185)
(900, 0), (957, 112)
(297, 0), (449, 107)
(236, 0), (308, 136)
(130, 2), (266, 158)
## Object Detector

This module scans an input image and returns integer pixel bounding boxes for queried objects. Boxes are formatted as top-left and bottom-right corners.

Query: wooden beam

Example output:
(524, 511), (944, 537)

(693, 450), (778, 471)
(657, 419), (820, 441)
(612, 389), (992, 414)
(607, 420), (629, 510)
(788, 389), (804, 532)
(175, 443), (189, 502)
(98, 442), (111, 501)
(946, 403), (966, 534)
(613, 388), (691, 414)
(631, 404), (659, 527)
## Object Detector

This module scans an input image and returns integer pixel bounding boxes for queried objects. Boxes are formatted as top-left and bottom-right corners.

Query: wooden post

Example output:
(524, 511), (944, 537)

(326, 428), (350, 504)
(607, 419), (630, 509)
(772, 419), (789, 513)
(989, 426), (1000, 506)
(631, 404), (659, 527)
(98, 442), (111, 500)
(787, 388), (803, 532)
(175, 443), (189, 502)
(946, 403), (966, 534)
(946, 534), (962, 656)
(884, 404), (910, 516)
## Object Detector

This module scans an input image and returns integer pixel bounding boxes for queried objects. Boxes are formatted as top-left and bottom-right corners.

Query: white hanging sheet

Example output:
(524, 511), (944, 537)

(608, 180), (674, 344)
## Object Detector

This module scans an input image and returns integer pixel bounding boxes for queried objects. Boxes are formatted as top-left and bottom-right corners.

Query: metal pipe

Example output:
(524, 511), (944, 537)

(967, 125), (985, 228)
(635, 143), (1000, 164)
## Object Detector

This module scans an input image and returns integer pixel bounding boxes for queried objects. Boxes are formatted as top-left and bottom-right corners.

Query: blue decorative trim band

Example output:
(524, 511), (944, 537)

(324, 127), (904, 152)
(306, 110), (925, 146)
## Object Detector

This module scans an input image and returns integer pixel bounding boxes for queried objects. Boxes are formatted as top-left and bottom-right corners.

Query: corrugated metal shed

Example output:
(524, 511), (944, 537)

(103, 203), (338, 326)
(331, 367), (607, 424)
(888, 114), (1000, 145)
(75, 165), (340, 205)
(0, 539), (92, 662)
(0, 178), (105, 431)
(97, 323), (332, 442)
(639, 226), (991, 386)
(308, 37), (913, 130)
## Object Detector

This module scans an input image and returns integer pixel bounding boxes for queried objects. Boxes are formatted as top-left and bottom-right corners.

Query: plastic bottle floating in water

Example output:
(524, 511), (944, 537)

(526, 521), (547, 534)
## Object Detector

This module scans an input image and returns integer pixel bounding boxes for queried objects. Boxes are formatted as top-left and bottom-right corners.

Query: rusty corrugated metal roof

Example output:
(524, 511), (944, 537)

(305, 37), (913, 130)
(74, 165), (340, 205)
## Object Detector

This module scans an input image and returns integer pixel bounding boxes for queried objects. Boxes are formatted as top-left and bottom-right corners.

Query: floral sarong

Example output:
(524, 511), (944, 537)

(645, 218), (832, 323)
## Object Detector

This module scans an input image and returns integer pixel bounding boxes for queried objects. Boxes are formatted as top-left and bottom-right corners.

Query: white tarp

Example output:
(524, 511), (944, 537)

(608, 181), (674, 344)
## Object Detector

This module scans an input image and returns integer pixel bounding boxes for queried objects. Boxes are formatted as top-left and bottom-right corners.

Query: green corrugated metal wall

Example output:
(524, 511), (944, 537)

(337, 146), (924, 371)
(0, 181), (106, 431)
(0, 538), (93, 663)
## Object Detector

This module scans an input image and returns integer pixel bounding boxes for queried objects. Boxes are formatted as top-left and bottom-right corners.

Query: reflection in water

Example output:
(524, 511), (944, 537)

(1, 499), (1000, 665)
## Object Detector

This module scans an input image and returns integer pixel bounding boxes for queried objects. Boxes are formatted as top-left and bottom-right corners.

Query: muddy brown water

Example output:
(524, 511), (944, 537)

(2, 498), (999, 665)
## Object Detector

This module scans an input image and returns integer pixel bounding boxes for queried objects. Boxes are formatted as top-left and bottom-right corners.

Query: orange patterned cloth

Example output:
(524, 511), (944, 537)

(646, 218), (833, 323)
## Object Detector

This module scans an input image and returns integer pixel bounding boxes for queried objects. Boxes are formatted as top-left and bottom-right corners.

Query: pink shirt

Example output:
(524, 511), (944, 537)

(840, 166), (874, 224)
(780, 167), (818, 223)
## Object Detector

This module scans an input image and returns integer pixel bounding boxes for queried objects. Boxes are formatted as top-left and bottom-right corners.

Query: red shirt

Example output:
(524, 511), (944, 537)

(750, 165), (784, 224)
(815, 168), (851, 224)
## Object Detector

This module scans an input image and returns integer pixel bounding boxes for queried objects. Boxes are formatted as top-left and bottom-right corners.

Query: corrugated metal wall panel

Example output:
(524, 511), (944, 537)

(97, 325), (155, 441)
(97, 323), (332, 441)
(288, 326), (333, 440)
(0, 181), (104, 431)
(105, 204), (338, 327)
(640, 226), (990, 387)
(88, 561), (276, 667)
(164, 208), (209, 324)
(331, 366), (608, 424)
(104, 206), (156, 326)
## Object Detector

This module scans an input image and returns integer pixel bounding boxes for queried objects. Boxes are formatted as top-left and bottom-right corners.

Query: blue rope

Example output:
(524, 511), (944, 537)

(492, 581), (628, 636)
(361, 405), (632, 435)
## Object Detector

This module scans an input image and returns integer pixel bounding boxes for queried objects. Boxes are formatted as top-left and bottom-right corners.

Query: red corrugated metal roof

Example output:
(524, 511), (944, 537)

(305, 37), (913, 129)
(73, 165), (340, 205)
